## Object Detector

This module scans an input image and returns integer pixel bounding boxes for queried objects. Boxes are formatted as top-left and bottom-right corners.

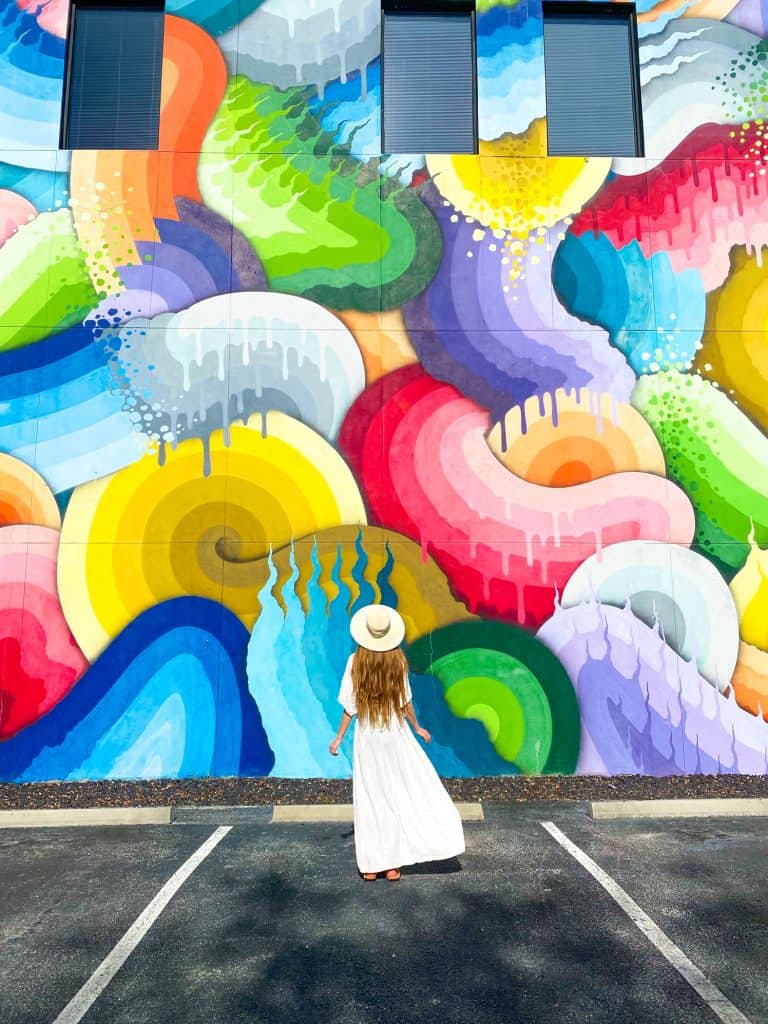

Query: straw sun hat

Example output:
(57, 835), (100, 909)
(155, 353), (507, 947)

(350, 604), (406, 652)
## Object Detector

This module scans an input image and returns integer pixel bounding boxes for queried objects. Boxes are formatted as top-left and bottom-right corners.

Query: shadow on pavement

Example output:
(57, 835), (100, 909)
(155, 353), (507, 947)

(116, 862), (710, 1024)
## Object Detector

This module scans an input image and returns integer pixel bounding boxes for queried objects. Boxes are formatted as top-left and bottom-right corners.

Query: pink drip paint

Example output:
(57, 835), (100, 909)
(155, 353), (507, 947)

(516, 578), (526, 625)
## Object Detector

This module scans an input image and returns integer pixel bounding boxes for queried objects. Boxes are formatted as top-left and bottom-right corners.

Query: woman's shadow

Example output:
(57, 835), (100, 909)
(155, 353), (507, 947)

(402, 857), (462, 875)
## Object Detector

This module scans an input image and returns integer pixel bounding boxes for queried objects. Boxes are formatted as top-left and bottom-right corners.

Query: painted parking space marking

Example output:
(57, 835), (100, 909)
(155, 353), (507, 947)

(52, 826), (231, 1024)
(541, 822), (752, 1024)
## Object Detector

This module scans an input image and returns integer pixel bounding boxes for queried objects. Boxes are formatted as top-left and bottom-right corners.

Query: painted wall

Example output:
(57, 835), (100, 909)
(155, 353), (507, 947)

(0, 0), (767, 781)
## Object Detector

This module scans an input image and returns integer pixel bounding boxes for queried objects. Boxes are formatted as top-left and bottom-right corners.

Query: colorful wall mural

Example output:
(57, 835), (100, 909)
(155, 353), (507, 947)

(1, 0), (768, 782)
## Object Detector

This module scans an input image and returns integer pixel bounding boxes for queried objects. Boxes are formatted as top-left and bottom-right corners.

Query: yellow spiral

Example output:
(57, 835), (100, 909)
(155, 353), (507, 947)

(58, 413), (366, 659)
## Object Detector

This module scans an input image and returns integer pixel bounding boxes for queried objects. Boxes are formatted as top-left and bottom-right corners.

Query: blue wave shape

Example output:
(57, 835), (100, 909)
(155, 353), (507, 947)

(0, 323), (145, 494)
(0, 3), (65, 165)
(477, 4), (543, 55)
(308, 59), (381, 157)
(477, 6), (545, 139)
(552, 231), (705, 373)
(0, 162), (68, 210)
(0, 598), (274, 782)
(165, 0), (266, 35)
(248, 543), (355, 778)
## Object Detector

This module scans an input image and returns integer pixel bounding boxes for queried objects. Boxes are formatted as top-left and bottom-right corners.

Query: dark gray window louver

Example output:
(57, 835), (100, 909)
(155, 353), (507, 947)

(62, 1), (165, 150)
(382, 1), (477, 154)
(543, 2), (643, 157)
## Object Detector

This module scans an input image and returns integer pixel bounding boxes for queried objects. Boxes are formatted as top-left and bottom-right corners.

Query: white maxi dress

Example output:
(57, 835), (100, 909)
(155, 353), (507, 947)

(338, 655), (465, 874)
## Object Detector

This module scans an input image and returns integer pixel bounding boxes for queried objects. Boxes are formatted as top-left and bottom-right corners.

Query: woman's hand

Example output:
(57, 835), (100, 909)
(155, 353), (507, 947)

(416, 727), (431, 744)
(329, 738), (341, 756)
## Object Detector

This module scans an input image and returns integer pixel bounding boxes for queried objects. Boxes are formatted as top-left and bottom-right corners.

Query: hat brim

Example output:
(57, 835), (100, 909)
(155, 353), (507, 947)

(350, 604), (406, 652)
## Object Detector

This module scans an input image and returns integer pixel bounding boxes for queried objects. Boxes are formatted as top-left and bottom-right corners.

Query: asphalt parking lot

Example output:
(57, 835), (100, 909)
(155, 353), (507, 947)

(1, 802), (766, 1024)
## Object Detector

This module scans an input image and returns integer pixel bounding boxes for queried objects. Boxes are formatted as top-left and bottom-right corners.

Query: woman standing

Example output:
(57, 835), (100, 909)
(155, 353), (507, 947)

(329, 604), (465, 881)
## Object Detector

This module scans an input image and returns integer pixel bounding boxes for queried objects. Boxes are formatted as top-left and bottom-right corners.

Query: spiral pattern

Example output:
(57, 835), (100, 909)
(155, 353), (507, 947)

(58, 414), (366, 659)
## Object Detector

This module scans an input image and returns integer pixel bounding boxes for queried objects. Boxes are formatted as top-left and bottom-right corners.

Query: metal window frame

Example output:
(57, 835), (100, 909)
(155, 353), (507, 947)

(381, 0), (478, 155)
(60, 0), (166, 151)
(542, 0), (644, 158)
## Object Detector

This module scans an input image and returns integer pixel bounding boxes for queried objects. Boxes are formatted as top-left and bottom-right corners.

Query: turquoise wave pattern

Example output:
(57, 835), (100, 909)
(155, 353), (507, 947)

(247, 537), (507, 778)
(553, 231), (705, 374)
(477, 4), (545, 141)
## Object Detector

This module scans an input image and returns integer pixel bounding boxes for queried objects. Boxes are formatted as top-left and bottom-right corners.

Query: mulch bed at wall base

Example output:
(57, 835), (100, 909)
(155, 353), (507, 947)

(1, 775), (767, 810)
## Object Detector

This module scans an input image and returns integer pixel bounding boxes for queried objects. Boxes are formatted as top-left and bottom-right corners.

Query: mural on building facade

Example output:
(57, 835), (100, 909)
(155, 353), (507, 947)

(1, 0), (768, 781)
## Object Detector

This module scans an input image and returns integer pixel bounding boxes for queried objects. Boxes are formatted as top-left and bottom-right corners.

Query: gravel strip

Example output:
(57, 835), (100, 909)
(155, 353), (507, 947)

(1, 774), (766, 810)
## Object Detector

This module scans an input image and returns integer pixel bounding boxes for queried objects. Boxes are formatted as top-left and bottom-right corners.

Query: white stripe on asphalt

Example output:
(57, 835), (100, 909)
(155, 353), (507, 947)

(52, 826), (231, 1024)
(541, 821), (752, 1024)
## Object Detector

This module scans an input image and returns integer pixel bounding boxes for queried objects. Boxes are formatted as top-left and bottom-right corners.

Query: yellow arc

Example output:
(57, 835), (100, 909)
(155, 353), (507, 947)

(58, 413), (366, 660)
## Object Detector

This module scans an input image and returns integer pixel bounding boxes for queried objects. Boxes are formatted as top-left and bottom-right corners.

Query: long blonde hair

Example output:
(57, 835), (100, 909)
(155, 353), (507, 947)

(351, 646), (409, 728)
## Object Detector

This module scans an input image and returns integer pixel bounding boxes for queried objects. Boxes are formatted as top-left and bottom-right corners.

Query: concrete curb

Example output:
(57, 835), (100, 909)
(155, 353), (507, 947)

(271, 802), (485, 823)
(0, 802), (484, 828)
(172, 806), (273, 825)
(0, 807), (171, 828)
(589, 798), (768, 820)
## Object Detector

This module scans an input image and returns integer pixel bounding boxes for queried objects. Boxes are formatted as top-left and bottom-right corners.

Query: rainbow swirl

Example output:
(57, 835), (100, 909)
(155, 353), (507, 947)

(70, 15), (228, 297)
(340, 366), (695, 627)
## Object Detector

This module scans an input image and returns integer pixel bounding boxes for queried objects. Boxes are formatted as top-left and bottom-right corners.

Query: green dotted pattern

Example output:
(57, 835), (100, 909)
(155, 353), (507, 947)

(633, 370), (768, 576)
(713, 40), (768, 122)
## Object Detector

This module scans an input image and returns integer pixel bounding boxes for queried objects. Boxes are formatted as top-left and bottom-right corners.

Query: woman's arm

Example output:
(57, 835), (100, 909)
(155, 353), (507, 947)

(329, 711), (354, 755)
(404, 701), (431, 744)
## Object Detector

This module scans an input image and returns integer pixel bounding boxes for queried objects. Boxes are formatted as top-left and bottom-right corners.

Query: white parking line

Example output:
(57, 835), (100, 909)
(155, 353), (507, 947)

(52, 826), (231, 1024)
(541, 821), (753, 1024)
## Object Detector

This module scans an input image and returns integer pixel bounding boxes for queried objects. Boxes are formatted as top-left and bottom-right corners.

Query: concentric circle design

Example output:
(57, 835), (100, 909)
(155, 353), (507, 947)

(562, 541), (739, 690)
(428, 121), (610, 239)
(487, 389), (665, 486)
(0, 453), (60, 529)
(0, 525), (87, 739)
(408, 621), (580, 775)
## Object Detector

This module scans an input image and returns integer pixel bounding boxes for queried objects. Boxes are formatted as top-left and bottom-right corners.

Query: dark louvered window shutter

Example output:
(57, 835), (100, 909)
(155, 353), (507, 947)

(543, 2), (643, 157)
(63, 2), (165, 150)
(383, 5), (476, 154)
